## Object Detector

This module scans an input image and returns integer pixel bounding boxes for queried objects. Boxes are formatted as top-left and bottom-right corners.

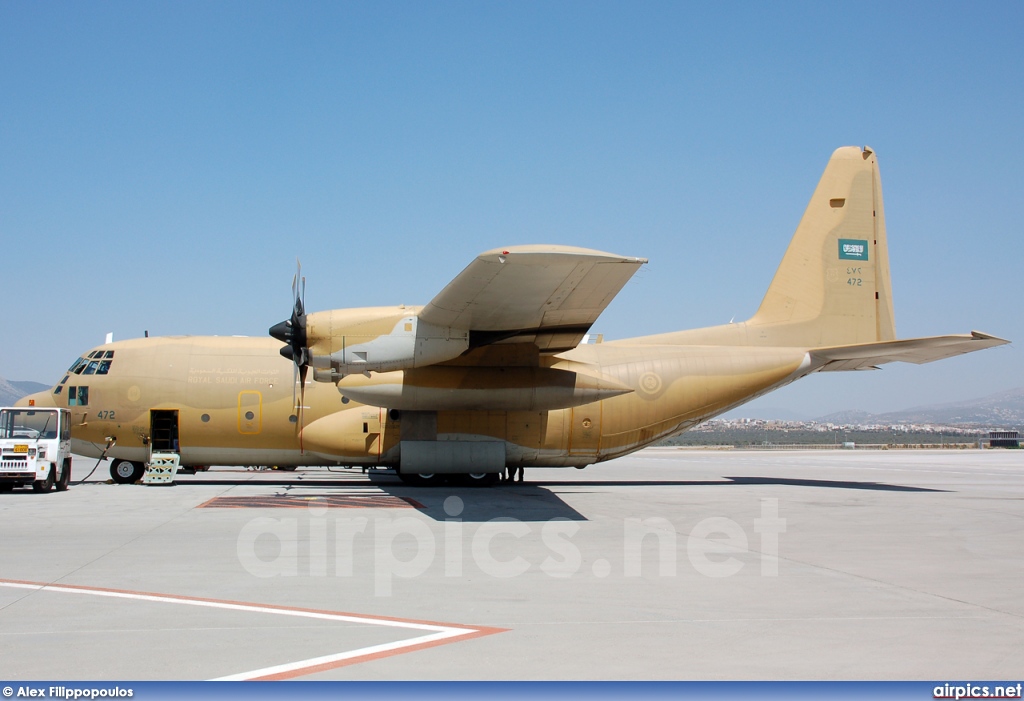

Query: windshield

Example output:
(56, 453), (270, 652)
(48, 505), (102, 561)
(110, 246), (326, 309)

(0, 409), (59, 440)
(67, 352), (114, 375)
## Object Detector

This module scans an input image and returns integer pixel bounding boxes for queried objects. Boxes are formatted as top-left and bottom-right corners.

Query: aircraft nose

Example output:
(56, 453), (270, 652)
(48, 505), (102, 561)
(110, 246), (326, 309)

(15, 390), (56, 408)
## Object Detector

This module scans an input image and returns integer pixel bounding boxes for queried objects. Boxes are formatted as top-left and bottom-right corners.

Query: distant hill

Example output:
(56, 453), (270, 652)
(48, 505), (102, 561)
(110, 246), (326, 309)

(0, 378), (50, 406)
(816, 409), (878, 424)
(817, 386), (1024, 427)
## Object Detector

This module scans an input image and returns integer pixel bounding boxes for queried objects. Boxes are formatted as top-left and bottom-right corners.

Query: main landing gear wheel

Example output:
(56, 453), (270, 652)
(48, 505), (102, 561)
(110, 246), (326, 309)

(55, 459), (71, 492)
(398, 473), (446, 486)
(110, 459), (145, 484)
(458, 472), (500, 486)
(33, 466), (55, 493)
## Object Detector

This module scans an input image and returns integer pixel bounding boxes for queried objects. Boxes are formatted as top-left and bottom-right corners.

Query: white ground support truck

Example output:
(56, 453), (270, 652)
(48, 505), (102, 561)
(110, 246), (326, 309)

(0, 406), (72, 492)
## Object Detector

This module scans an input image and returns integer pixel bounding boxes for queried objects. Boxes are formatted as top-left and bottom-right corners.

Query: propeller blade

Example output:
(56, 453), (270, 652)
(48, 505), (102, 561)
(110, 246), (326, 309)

(272, 257), (312, 454)
(291, 362), (298, 413)
(297, 363), (308, 454)
(299, 364), (308, 405)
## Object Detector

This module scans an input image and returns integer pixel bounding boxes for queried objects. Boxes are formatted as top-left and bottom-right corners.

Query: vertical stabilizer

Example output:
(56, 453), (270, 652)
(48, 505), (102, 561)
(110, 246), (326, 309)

(747, 146), (896, 347)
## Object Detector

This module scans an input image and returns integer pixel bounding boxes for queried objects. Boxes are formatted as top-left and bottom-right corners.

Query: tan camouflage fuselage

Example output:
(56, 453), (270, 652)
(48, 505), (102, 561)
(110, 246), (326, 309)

(44, 333), (808, 468)
(19, 147), (1006, 471)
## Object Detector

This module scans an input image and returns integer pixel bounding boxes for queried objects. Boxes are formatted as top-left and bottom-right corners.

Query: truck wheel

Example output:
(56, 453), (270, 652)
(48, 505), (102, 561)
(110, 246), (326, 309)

(110, 460), (145, 484)
(55, 459), (72, 492)
(33, 466), (55, 493)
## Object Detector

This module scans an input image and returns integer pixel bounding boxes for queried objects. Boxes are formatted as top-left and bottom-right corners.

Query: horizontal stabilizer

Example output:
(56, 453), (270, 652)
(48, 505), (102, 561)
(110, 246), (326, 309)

(811, 331), (1009, 372)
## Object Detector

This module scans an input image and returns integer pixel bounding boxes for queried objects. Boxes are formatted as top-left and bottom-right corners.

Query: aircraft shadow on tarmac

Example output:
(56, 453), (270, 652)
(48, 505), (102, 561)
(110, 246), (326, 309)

(520, 476), (946, 493)
(165, 472), (589, 522)
(161, 471), (945, 522)
(721, 476), (948, 492)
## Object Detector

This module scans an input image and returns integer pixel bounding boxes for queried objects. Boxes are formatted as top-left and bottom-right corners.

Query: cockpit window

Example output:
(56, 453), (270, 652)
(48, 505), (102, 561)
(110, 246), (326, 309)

(68, 386), (89, 406)
(68, 355), (114, 376)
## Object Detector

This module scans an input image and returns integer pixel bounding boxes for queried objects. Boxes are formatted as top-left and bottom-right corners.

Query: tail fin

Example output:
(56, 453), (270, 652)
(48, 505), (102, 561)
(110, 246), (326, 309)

(629, 147), (1008, 362)
(747, 145), (896, 346)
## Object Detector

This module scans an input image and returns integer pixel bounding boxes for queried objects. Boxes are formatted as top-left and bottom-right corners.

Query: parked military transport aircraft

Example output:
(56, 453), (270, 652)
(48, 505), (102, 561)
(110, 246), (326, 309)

(19, 147), (1008, 484)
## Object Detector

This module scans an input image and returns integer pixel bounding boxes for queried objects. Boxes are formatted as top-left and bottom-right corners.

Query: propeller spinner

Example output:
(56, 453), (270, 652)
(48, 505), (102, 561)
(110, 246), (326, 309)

(269, 294), (308, 366)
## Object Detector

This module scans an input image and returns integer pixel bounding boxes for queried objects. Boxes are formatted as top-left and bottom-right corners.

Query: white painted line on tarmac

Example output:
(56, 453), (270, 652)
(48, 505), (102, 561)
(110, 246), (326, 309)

(0, 578), (504, 680)
(212, 628), (467, 681)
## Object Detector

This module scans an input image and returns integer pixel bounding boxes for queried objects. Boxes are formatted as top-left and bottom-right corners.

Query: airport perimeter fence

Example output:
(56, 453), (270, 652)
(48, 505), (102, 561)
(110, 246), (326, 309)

(667, 442), (986, 451)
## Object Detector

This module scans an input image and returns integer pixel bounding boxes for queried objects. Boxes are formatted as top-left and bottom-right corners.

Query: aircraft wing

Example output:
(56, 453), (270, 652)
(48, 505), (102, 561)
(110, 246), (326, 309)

(419, 245), (647, 352)
(811, 331), (1009, 372)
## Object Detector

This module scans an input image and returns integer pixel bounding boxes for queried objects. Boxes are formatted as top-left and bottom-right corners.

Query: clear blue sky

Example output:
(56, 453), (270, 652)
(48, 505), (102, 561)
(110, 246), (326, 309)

(2, 2), (1021, 417)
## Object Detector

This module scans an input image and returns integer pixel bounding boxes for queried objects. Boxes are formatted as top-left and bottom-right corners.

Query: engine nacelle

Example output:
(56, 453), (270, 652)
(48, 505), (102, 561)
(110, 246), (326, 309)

(305, 307), (469, 378)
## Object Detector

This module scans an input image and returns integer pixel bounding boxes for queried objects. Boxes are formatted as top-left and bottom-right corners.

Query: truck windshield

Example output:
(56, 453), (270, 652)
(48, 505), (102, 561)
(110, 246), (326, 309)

(0, 409), (59, 440)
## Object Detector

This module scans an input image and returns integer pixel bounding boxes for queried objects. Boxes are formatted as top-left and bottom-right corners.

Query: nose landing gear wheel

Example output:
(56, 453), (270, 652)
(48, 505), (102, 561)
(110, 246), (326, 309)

(110, 459), (145, 484)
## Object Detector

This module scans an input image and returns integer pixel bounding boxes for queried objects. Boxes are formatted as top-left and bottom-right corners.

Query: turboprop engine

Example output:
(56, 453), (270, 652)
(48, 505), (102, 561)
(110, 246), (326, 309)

(290, 306), (470, 378)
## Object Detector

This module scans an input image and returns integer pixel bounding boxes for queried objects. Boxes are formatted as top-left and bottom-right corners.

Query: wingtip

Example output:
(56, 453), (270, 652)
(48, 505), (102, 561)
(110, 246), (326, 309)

(478, 244), (647, 264)
(970, 330), (1011, 345)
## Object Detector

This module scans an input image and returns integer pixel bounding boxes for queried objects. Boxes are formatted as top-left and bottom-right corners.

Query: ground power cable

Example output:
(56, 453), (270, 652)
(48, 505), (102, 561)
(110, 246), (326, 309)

(73, 437), (116, 485)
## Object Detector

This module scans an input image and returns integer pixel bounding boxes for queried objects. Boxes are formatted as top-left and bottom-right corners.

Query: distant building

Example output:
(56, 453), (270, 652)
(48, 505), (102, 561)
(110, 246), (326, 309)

(989, 430), (1020, 448)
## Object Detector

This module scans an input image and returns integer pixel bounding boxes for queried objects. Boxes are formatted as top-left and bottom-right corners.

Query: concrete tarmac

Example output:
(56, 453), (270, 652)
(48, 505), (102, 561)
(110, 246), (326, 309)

(0, 448), (1022, 680)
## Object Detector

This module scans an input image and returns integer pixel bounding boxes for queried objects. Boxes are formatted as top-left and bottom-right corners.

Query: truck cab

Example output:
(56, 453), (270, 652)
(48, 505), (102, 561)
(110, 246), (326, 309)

(0, 406), (72, 492)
